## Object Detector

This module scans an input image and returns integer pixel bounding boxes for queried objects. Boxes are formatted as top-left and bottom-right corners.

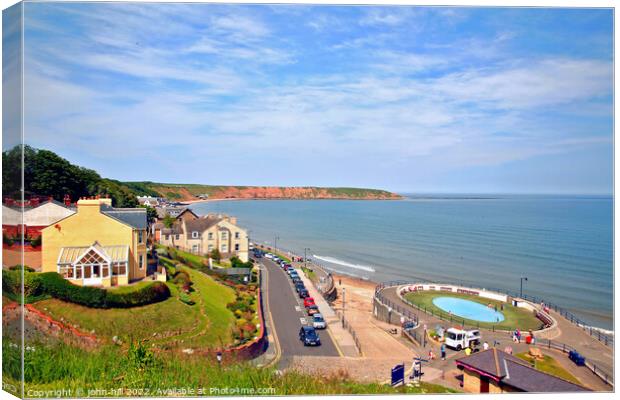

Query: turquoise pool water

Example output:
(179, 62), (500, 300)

(432, 297), (505, 323)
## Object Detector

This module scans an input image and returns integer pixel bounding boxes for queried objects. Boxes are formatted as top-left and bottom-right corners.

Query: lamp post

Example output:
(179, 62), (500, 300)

(520, 277), (528, 298)
(274, 235), (280, 253)
(304, 247), (310, 269)
(342, 287), (346, 328)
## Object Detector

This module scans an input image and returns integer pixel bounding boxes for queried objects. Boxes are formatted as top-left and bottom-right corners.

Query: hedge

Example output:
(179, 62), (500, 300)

(2, 270), (170, 308)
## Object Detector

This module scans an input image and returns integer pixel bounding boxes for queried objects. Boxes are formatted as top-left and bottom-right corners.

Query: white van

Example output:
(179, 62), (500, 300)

(444, 328), (481, 351)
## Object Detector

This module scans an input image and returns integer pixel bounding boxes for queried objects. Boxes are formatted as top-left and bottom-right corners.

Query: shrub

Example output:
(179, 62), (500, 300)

(105, 282), (170, 308)
(230, 256), (252, 269)
(30, 235), (42, 248)
(3, 233), (14, 246)
(2, 269), (47, 302)
(38, 272), (107, 308)
(8, 272), (171, 308)
(208, 249), (221, 263)
(178, 292), (195, 306)
(9, 265), (35, 272)
(2, 269), (23, 297)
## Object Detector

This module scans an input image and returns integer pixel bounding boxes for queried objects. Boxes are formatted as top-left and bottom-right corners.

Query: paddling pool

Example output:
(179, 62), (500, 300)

(432, 297), (505, 323)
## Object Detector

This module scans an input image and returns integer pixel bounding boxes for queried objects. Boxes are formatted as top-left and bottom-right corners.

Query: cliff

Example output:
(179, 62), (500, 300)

(124, 182), (402, 202)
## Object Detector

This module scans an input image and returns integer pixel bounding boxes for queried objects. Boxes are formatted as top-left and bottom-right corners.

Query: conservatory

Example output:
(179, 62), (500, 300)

(57, 242), (129, 287)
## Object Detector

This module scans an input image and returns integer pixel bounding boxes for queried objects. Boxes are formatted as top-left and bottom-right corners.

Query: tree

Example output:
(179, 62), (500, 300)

(162, 214), (176, 229)
(209, 249), (222, 263)
(140, 205), (158, 225)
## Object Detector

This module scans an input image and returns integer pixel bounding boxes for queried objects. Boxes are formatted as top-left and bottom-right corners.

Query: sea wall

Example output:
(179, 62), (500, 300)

(398, 283), (509, 302)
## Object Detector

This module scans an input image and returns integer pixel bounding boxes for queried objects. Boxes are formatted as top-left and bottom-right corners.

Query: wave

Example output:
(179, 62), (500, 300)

(312, 255), (376, 273)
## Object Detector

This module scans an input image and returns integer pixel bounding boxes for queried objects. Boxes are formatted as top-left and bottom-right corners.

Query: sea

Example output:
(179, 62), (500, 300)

(190, 194), (613, 331)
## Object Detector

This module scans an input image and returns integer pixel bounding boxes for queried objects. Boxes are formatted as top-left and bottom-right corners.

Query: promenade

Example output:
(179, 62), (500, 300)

(377, 284), (613, 391)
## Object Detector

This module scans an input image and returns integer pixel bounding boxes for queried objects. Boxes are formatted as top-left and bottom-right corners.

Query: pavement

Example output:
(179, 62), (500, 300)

(295, 265), (359, 357)
(256, 256), (340, 368)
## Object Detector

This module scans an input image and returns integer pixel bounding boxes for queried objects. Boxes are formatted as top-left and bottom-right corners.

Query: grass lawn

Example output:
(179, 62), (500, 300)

(31, 267), (236, 349)
(404, 291), (542, 331)
(516, 352), (581, 385)
(106, 281), (153, 294)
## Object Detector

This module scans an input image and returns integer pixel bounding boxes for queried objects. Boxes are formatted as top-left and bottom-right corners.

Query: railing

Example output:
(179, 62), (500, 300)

(534, 338), (613, 387)
(374, 284), (419, 326)
(375, 280), (613, 347)
(334, 309), (362, 356)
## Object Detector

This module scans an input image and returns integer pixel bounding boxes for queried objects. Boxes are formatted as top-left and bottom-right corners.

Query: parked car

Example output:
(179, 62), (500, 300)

(304, 297), (315, 308)
(295, 282), (305, 293)
(299, 326), (321, 346)
(292, 276), (302, 284)
(299, 289), (309, 298)
(265, 253), (274, 259)
(312, 313), (326, 329)
(306, 305), (320, 315)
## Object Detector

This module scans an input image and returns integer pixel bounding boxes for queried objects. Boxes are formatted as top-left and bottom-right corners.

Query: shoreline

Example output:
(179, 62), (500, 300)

(181, 196), (403, 205)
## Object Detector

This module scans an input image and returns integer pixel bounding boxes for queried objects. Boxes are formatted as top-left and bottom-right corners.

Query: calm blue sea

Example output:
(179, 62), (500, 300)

(190, 195), (613, 330)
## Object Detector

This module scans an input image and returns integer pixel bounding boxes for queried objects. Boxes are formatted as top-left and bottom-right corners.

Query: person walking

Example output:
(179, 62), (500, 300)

(516, 328), (521, 343)
(483, 341), (489, 351)
(440, 343), (446, 361)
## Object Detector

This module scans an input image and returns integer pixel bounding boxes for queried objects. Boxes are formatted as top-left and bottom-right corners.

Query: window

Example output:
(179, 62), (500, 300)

(192, 231), (199, 239)
(138, 230), (144, 243)
(192, 244), (199, 253)
(222, 244), (228, 252)
(208, 244), (213, 251)
(139, 255), (144, 269)
(208, 232), (213, 240)
(235, 243), (240, 251)
(221, 231), (228, 240)
(164, 234), (170, 240)
(175, 234), (180, 240)
(235, 232), (240, 239)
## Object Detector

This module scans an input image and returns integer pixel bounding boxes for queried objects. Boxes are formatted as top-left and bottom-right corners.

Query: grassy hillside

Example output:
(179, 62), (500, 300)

(2, 337), (456, 397)
(31, 266), (237, 349)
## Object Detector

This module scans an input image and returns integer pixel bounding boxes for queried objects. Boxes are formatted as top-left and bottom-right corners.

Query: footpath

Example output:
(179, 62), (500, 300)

(295, 266), (358, 357)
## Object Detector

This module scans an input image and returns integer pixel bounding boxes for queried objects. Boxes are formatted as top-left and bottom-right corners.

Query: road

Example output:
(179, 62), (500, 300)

(256, 255), (340, 367)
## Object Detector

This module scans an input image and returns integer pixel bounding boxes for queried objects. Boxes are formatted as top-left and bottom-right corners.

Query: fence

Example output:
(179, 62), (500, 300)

(334, 309), (363, 355)
(375, 280), (613, 347)
(534, 338), (613, 387)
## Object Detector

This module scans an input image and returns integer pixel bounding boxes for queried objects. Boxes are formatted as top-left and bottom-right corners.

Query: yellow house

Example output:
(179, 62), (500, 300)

(41, 197), (148, 287)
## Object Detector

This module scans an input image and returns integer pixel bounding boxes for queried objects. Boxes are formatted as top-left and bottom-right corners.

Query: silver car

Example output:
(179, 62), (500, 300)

(312, 313), (326, 329)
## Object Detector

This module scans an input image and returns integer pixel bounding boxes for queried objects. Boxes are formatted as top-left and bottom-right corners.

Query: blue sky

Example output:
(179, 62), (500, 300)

(12, 4), (614, 193)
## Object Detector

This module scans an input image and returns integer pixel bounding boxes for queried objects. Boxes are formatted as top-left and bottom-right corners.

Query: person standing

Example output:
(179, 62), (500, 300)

(483, 341), (489, 351)
(440, 343), (446, 361)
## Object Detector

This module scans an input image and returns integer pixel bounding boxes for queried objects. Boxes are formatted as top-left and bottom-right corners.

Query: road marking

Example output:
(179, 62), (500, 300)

(300, 317), (307, 325)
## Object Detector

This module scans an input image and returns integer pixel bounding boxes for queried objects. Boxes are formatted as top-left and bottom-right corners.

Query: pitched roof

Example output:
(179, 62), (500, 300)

(456, 349), (589, 393)
(156, 206), (187, 219)
(185, 216), (223, 233)
(58, 242), (129, 265)
(101, 206), (147, 229)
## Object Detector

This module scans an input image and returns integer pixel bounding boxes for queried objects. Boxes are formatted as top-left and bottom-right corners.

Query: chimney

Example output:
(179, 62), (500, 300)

(30, 198), (40, 207)
(76, 197), (111, 215)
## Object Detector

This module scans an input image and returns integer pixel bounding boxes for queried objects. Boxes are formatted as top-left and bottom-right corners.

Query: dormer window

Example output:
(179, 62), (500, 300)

(192, 231), (199, 239)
